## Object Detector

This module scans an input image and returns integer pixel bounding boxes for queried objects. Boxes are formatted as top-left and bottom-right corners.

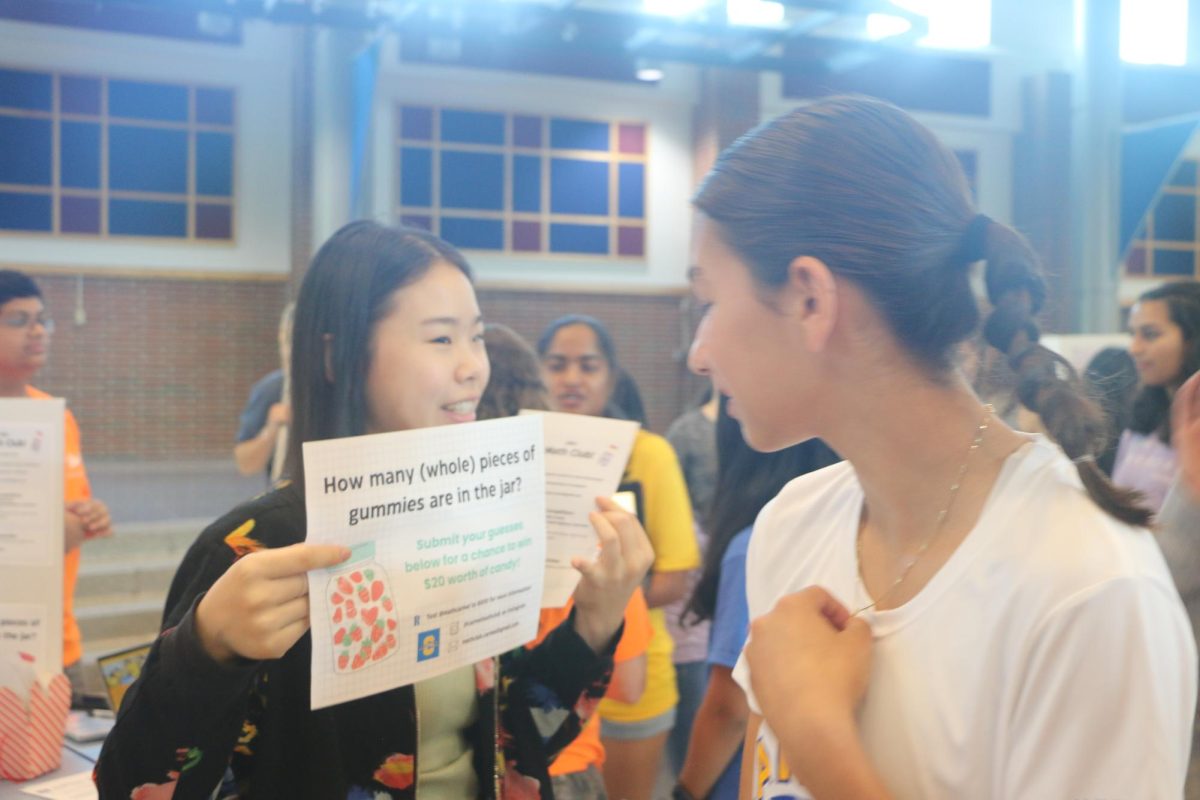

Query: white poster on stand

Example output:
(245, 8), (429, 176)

(0, 399), (64, 675)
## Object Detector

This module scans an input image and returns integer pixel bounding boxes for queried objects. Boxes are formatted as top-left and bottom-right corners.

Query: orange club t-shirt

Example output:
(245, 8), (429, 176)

(527, 588), (654, 776)
(26, 386), (92, 667)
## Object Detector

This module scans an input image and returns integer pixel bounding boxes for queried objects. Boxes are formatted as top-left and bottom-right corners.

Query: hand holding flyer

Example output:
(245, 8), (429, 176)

(521, 410), (640, 607)
(303, 415), (545, 709)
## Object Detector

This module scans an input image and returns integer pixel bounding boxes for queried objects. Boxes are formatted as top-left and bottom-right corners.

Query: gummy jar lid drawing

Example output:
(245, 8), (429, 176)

(329, 541), (400, 673)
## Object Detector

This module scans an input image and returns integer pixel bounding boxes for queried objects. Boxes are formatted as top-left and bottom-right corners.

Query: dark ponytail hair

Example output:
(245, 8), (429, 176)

(694, 95), (1150, 527)
(979, 224), (1151, 526)
(286, 221), (473, 487)
(610, 367), (649, 426)
(687, 396), (840, 623)
(1128, 282), (1200, 443)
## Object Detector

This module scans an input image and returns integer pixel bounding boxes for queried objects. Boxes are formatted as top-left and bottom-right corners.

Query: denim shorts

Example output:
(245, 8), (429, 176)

(599, 706), (677, 740)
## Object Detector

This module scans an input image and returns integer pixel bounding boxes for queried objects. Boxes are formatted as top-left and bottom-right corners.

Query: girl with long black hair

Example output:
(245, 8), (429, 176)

(96, 222), (653, 799)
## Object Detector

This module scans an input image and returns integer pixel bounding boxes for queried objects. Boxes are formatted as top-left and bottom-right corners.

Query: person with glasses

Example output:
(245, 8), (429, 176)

(0, 269), (112, 697)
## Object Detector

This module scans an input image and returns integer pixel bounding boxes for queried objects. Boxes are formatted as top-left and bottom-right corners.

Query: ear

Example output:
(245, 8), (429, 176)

(323, 333), (335, 383)
(780, 255), (838, 353)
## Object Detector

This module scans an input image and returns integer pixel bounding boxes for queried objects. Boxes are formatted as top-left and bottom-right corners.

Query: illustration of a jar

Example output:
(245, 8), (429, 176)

(327, 541), (400, 673)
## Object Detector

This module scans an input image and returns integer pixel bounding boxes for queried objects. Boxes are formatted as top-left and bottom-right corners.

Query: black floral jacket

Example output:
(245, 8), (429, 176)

(94, 483), (615, 799)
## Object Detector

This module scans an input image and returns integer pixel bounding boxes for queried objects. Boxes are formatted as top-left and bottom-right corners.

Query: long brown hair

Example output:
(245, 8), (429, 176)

(694, 95), (1150, 526)
(477, 324), (548, 419)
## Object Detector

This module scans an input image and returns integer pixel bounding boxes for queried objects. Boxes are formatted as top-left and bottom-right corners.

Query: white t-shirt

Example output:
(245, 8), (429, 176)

(734, 436), (1197, 800)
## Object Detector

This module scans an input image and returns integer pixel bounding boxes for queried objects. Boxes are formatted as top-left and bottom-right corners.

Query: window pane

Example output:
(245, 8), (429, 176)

(60, 76), (101, 116)
(513, 115), (542, 148)
(512, 155), (541, 213)
(196, 132), (233, 196)
(195, 203), (232, 239)
(1125, 245), (1147, 275)
(1154, 194), (1194, 241)
(440, 110), (505, 145)
(618, 163), (645, 218)
(109, 126), (188, 194)
(551, 159), (608, 216)
(618, 124), (646, 155)
(512, 220), (541, 252)
(195, 88), (234, 126)
(61, 121), (101, 189)
(1153, 248), (1195, 275)
(0, 68), (51, 111)
(109, 199), (187, 237)
(441, 217), (503, 250)
(617, 226), (645, 257)
(400, 106), (433, 140)
(550, 119), (609, 152)
(550, 223), (609, 254)
(441, 151), (503, 211)
(109, 79), (189, 122)
(0, 192), (51, 231)
(0, 117), (52, 185)
(1170, 160), (1197, 187)
(60, 196), (100, 234)
(400, 147), (433, 207)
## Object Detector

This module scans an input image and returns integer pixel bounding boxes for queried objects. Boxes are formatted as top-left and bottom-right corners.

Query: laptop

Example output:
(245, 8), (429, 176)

(95, 642), (152, 713)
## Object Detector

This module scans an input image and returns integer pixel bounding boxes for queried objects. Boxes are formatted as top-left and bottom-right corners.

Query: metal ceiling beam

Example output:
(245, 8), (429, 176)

(25, 0), (933, 78)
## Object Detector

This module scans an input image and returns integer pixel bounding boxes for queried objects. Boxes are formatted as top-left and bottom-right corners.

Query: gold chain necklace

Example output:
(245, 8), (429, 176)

(852, 404), (993, 617)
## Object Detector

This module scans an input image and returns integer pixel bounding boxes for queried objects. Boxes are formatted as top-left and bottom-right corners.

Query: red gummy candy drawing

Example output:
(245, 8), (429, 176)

(328, 558), (400, 674)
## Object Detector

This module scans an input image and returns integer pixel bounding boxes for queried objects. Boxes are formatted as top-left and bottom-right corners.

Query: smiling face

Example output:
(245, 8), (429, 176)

(363, 261), (489, 434)
(540, 323), (615, 417)
(0, 296), (50, 383)
(687, 220), (824, 451)
(1129, 299), (1188, 389)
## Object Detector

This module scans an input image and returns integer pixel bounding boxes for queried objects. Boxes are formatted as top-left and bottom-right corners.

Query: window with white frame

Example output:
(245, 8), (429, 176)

(0, 66), (236, 240)
(396, 105), (648, 259)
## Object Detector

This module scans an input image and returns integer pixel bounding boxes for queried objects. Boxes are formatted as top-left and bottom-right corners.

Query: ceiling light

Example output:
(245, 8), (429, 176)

(865, 13), (914, 40)
(643, 0), (708, 18)
(727, 0), (785, 27)
(635, 59), (665, 82)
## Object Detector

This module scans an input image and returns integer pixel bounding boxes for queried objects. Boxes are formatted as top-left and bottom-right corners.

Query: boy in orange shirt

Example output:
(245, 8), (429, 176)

(0, 271), (111, 689)
(529, 588), (653, 798)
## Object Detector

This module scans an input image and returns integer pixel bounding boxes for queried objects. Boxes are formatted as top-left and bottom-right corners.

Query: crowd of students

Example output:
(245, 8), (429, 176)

(10, 94), (1200, 798)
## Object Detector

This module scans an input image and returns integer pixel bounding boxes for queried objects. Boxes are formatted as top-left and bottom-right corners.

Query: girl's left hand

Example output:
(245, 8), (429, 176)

(571, 496), (655, 653)
(746, 587), (873, 736)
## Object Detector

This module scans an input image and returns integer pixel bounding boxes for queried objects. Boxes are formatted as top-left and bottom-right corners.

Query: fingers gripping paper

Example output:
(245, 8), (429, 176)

(303, 416), (545, 709)
(519, 411), (639, 608)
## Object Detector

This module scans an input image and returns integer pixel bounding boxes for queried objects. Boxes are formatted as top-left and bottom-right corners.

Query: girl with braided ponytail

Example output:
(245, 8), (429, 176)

(685, 96), (1195, 800)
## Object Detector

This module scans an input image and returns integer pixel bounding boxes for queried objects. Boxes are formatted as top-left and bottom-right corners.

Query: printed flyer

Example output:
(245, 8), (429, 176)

(303, 415), (545, 709)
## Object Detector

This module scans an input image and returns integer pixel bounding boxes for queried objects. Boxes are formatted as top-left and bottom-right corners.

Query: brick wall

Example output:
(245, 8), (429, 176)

(22, 275), (699, 460)
(29, 273), (287, 460)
